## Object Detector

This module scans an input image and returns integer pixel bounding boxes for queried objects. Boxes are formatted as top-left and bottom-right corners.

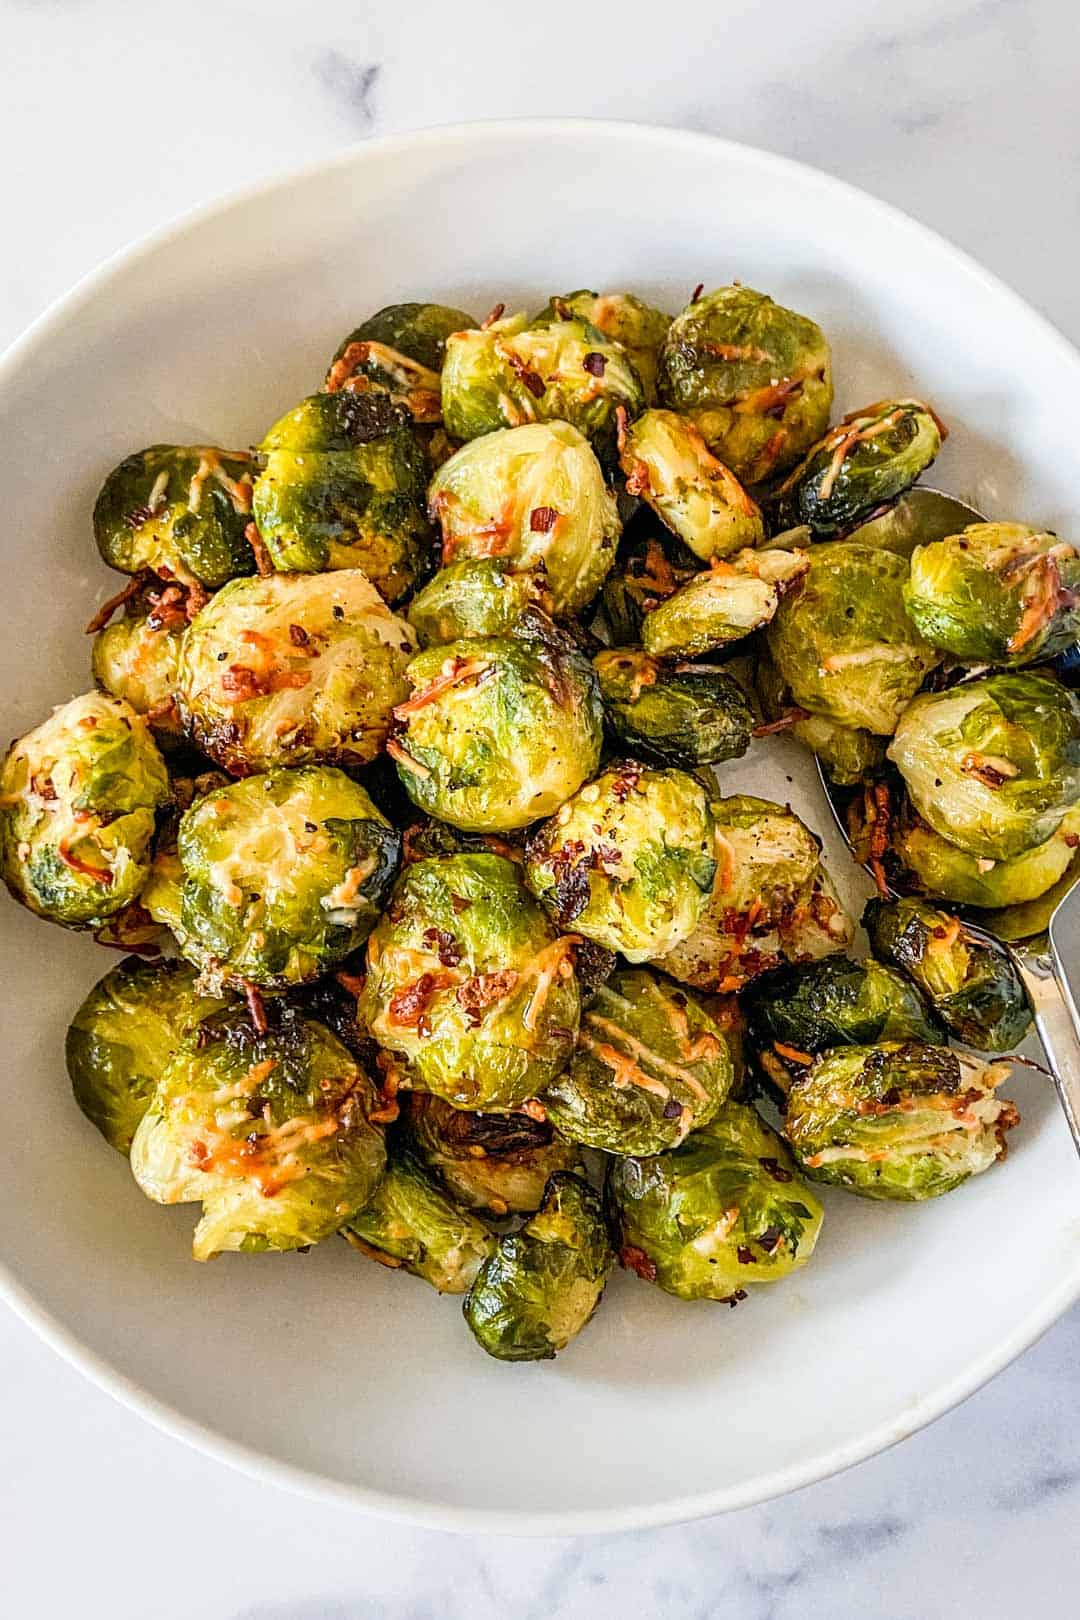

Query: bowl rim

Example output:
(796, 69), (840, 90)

(3, 115), (1080, 1536)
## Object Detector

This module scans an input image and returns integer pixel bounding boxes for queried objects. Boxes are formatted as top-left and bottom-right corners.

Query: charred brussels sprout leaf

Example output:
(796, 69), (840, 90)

(895, 810), (1080, 908)
(91, 586), (185, 746)
(130, 1005), (387, 1259)
(606, 1101), (823, 1302)
(642, 547), (809, 658)
(342, 1139), (495, 1293)
(598, 520), (701, 647)
(407, 558), (544, 647)
(464, 1172), (612, 1361)
(618, 409), (764, 560)
(774, 400), (944, 538)
(93, 446), (257, 588)
(406, 1093), (582, 1215)
(535, 290), (671, 402)
(325, 301), (478, 419)
(593, 649), (753, 767)
(784, 1041), (1019, 1200)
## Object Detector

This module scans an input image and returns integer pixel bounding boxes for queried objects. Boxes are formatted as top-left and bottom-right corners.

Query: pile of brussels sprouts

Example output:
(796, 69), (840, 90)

(6, 278), (1074, 1362)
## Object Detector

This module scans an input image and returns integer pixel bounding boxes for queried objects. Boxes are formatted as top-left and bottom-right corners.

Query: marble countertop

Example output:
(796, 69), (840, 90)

(3, 0), (1079, 1613)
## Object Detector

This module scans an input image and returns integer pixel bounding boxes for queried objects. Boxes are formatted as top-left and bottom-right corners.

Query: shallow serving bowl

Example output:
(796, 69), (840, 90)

(2, 120), (1079, 1534)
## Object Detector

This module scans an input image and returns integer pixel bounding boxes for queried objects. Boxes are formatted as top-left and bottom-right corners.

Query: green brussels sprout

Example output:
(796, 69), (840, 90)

(541, 967), (734, 1154)
(887, 672), (1080, 861)
(598, 521), (701, 647)
(657, 285), (833, 485)
(617, 408), (765, 560)
(765, 543), (942, 735)
(0, 692), (169, 928)
(130, 1005), (387, 1259)
(441, 311), (645, 453)
(406, 1093), (582, 1215)
(641, 547), (809, 658)
(606, 1101), (823, 1302)
(407, 558), (545, 647)
(428, 421), (621, 615)
(784, 1041), (1019, 1201)
(904, 523), (1080, 666)
(176, 569), (415, 774)
(251, 392), (432, 598)
(773, 399), (944, 538)
(389, 625), (603, 832)
(976, 846), (1080, 942)
(342, 1139), (495, 1293)
(91, 589), (185, 746)
(863, 896), (1032, 1051)
(360, 853), (580, 1110)
(754, 646), (886, 784)
(593, 649), (753, 767)
(524, 762), (717, 962)
(325, 301), (478, 419)
(65, 957), (231, 1154)
(93, 445), (257, 589)
(895, 809), (1080, 908)
(463, 1172), (612, 1361)
(535, 290), (671, 403)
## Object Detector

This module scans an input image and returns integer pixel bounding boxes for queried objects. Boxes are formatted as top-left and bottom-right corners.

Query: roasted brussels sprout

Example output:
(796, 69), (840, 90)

(428, 421), (620, 615)
(593, 649), (753, 767)
(541, 967), (733, 1154)
(176, 569), (415, 774)
(175, 766), (399, 990)
(642, 547), (809, 658)
(130, 1005), (387, 1259)
(766, 543), (942, 734)
(406, 1093), (581, 1215)
(407, 558), (544, 647)
(598, 522), (701, 647)
(784, 1041), (1019, 1200)
(65, 957), (230, 1154)
(0, 692), (169, 928)
(618, 409), (765, 560)
(888, 672), (1080, 861)
(774, 400), (944, 538)
(524, 762), (716, 962)
(342, 1139), (495, 1293)
(360, 853), (580, 1110)
(535, 290), (671, 402)
(463, 1172), (612, 1361)
(441, 311), (645, 453)
(904, 523), (1080, 665)
(325, 301), (477, 418)
(863, 896), (1032, 1050)
(389, 626), (603, 832)
(754, 645), (886, 785)
(251, 392), (432, 598)
(93, 446), (256, 588)
(895, 809), (1080, 908)
(90, 583), (185, 746)
(657, 285), (833, 485)
(606, 1102), (823, 1302)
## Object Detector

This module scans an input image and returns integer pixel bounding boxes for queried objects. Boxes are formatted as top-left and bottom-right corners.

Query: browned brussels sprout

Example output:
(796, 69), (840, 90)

(754, 643), (885, 786)
(773, 399), (944, 538)
(93, 446), (257, 588)
(598, 522), (701, 647)
(641, 547), (809, 658)
(325, 301), (478, 420)
(342, 1138), (495, 1294)
(618, 408), (764, 560)
(406, 558), (545, 648)
(894, 809), (1080, 909)
(593, 649), (753, 767)
(406, 1093), (581, 1216)
(535, 290), (671, 402)
(90, 580), (186, 747)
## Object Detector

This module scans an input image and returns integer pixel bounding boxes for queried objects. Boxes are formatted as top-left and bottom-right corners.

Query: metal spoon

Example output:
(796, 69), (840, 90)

(813, 486), (1080, 1155)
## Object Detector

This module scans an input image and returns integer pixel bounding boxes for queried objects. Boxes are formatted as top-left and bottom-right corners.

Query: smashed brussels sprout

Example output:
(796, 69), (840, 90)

(407, 558), (544, 647)
(325, 301), (477, 419)
(360, 853), (580, 1110)
(536, 290), (671, 402)
(618, 409), (764, 560)
(525, 762), (717, 962)
(406, 1093), (581, 1216)
(606, 1101), (823, 1301)
(593, 649), (753, 767)
(342, 1139), (495, 1293)
(0, 692), (169, 928)
(774, 399), (944, 538)
(177, 569), (415, 774)
(784, 1041), (1019, 1200)
(429, 421), (621, 614)
(93, 445), (256, 588)
(642, 547), (809, 658)
(130, 1005), (386, 1259)
(91, 589), (185, 746)
(895, 809), (1080, 908)
(657, 285), (833, 485)
(464, 1172), (612, 1361)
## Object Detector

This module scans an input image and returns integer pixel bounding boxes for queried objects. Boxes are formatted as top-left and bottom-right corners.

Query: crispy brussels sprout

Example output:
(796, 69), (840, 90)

(406, 1093), (581, 1216)
(0, 692), (169, 928)
(766, 543), (942, 734)
(895, 810), (1080, 908)
(888, 673), (1080, 861)
(428, 421), (620, 614)
(618, 409), (765, 560)
(463, 1172), (612, 1361)
(360, 853), (580, 1110)
(904, 524), (1080, 666)
(441, 311), (645, 453)
(598, 522), (701, 647)
(642, 547), (809, 658)
(606, 1102), (823, 1302)
(93, 446), (256, 588)
(65, 957), (230, 1154)
(251, 392), (432, 597)
(774, 400), (944, 538)
(176, 569), (415, 774)
(784, 1042), (1019, 1200)
(524, 762), (717, 962)
(542, 967), (733, 1154)
(407, 558), (544, 647)
(342, 1139), (495, 1293)
(91, 590), (185, 746)
(130, 1005), (387, 1259)
(536, 290), (671, 402)
(657, 285), (833, 485)
(863, 896), (1032, 1051)
(325, 302), (477, 419)
(389, 625), (603, 832)
(593, 649), (753, 767)
(175, 766), (399, 990)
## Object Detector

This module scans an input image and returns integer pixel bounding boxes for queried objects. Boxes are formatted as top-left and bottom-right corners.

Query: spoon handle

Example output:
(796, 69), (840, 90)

(1013, 943), (1080, 1158)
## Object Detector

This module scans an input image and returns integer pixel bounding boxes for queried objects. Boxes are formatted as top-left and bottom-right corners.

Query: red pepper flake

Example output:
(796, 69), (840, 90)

(1065, 833), (1080, 849)
(388, 971), (457, 1029)
(456, 968), (518, 1024)
(619, 1245), (657, 1282)
(583, 351), (607, 377)
(480, 302), (506, 330)
(520, 1099), (548, 1124)
(244, 982), (268, 1034)
(530, 506), (558, 534)
(288, 623), (312, 648)
(422, 926), (462, 968)
(450, 893), (472, 914)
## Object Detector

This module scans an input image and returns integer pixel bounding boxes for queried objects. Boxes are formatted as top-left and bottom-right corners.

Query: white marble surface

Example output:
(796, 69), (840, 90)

(2, 0), (1079, 1612)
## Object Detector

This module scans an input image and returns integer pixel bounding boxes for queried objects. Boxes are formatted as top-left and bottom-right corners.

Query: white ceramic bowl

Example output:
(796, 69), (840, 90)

(2, 121), (1079, 1535)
